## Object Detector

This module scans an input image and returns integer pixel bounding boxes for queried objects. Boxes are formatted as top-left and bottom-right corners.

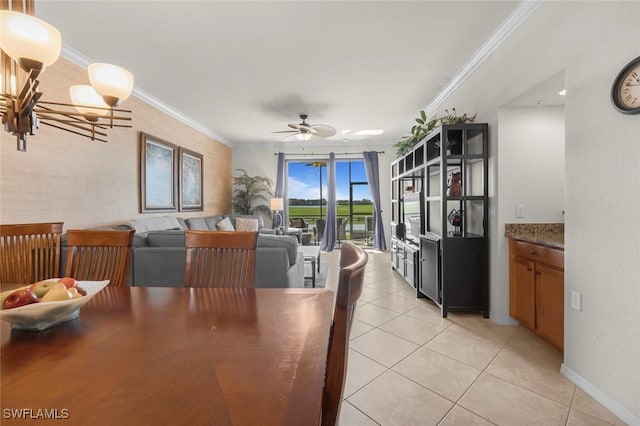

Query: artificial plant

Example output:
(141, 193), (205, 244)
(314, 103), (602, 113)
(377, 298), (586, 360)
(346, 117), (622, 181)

(394, 108), (477, 157)
(231, 169), (274, 218)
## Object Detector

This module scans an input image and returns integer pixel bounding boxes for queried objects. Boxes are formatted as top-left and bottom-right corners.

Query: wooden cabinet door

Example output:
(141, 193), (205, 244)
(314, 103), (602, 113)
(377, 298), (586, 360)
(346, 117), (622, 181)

(511, 256), (536, 330)
(535, 263), (564, 351)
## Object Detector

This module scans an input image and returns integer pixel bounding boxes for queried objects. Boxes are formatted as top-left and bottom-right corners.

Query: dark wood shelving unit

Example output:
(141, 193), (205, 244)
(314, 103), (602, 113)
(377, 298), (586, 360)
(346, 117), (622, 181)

(391, 123), (489, 318)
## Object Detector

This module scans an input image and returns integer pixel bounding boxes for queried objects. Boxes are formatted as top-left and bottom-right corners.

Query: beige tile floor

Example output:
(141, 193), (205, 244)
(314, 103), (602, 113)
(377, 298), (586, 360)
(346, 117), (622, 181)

(322, 250), (626, 426)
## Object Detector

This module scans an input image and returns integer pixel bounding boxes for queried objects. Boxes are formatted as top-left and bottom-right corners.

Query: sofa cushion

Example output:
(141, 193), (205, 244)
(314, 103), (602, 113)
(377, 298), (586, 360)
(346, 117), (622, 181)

(176, 217), (188, 230)
(147, 230), (186, 247)
(216, 217), (235, 231)
(257, 234), (298, 267)
(204, 215), (223, 230)
(185, 217), (208, 230)
(126, 216), (183, 233)
(229, 215), (265, 229)
(236, 217), (259, 232)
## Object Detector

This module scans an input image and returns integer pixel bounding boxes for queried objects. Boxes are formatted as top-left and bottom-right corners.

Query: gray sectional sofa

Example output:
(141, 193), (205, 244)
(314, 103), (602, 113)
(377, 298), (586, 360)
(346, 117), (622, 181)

(61, 215), (305, 288)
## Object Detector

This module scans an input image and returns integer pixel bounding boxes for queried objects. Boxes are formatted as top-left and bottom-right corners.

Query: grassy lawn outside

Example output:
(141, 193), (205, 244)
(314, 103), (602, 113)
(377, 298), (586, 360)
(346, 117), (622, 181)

(288, 205), (373, 218)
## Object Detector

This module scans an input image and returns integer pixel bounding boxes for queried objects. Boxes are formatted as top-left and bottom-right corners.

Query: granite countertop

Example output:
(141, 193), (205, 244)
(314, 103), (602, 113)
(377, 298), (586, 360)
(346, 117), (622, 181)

(505, 223), (564, 250)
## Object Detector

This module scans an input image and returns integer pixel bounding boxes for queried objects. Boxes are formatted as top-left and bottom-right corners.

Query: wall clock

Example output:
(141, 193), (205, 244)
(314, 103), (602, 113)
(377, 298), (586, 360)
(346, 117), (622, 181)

(611, 56), (640, 114)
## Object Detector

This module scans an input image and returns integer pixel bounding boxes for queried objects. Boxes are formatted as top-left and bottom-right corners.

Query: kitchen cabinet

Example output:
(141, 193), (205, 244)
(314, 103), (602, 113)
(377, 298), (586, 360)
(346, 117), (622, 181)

(509, 239), (564, 351)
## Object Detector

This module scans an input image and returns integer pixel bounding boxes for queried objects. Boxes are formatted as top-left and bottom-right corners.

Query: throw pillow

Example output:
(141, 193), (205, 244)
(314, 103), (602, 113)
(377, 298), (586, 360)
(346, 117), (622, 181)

(236, 217), (259, 232)
(216, 217), (235, 231)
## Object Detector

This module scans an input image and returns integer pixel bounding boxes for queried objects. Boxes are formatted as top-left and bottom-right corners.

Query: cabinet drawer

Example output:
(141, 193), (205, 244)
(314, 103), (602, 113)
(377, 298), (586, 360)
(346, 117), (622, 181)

(513, 240), (564, 269)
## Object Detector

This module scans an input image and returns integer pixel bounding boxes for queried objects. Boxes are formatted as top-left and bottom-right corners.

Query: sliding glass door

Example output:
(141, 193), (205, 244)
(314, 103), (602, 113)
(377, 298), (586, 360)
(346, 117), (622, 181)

(286, 158), (372, 245)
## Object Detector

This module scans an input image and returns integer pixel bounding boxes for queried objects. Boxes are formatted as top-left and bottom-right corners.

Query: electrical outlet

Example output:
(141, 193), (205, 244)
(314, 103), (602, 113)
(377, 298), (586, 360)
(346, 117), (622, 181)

(571, 291), (582, 311)
(516, 204), (525, 218)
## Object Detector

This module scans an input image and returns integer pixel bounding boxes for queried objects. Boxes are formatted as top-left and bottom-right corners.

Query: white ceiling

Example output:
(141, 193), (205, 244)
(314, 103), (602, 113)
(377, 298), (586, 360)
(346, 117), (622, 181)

(37, 1), (520, 147)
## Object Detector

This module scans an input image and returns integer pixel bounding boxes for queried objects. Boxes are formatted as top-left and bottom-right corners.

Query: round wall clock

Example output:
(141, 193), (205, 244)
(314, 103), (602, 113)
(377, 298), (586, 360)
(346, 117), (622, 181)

(611, 56), (640, 114)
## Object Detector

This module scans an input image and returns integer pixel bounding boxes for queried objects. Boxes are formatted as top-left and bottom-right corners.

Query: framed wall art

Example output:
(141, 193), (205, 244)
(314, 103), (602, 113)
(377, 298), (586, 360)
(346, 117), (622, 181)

(140, 132), (178, 213)
(179, 147), (203, 212)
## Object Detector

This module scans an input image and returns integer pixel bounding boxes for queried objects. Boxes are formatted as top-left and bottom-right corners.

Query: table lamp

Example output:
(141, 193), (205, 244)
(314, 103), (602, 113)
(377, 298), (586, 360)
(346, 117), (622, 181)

(270, 198), (284, 231)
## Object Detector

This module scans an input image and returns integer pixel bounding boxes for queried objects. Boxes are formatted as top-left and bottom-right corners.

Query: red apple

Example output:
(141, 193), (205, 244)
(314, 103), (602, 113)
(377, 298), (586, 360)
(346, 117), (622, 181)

(58, 277), (77, 289)
(2, 289), (38, 310)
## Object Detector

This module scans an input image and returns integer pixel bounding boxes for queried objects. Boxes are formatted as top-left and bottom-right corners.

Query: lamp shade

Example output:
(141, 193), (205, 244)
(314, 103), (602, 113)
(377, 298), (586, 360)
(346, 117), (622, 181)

(296, 133), (312, 141)
(270, 198), (283, 210)
(0, 11), (61, 70)
(70, 85), (109, 119)
(88, 63), (134, 105)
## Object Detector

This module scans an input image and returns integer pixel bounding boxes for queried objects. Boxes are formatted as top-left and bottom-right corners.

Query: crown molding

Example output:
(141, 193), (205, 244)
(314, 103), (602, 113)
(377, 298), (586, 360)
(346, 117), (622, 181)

(59, 45), (233, 148)
(425, 0), (543, 117)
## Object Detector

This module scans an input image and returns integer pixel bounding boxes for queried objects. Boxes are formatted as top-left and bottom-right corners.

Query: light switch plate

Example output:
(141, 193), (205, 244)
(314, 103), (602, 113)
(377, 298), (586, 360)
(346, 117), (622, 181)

(516, 204), (525, 218)
(571, 291), (582, 311)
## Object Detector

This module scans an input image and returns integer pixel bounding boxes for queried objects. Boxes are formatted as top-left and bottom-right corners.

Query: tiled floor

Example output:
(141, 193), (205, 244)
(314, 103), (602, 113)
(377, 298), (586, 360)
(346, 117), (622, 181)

(322, 250), (626, 426)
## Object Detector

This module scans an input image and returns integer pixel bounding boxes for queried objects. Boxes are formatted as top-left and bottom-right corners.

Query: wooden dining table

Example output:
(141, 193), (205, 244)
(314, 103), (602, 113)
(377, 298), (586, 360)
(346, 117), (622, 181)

(0, 285), (335, 425)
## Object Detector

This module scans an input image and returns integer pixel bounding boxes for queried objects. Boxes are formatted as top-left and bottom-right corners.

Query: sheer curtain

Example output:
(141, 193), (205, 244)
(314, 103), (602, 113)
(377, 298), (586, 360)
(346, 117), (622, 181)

(320, 153), (336, 251)
(274, 153), (286, 228)
(363, 151), (387, 250)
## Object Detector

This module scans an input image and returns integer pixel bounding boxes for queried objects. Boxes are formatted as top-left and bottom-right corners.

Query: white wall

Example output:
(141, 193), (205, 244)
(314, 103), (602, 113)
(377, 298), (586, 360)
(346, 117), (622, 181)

(492, 106), (565, 323)
(435, 2), (639, 421)
(232, 142), (395, 249)
(498, 106), (565, 223)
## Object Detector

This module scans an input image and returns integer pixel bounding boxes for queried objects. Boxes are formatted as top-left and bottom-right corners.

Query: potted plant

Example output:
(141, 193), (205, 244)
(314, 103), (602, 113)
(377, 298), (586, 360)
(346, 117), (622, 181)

(231, 169), (274, 219)
(394, 109), (477, 157)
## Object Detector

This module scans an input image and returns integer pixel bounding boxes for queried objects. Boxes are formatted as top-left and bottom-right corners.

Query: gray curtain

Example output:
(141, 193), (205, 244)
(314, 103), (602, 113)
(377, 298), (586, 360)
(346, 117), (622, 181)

(320, 153), (336, 251)
(274, 153), (286, 228)
(363, 151), (387, 250)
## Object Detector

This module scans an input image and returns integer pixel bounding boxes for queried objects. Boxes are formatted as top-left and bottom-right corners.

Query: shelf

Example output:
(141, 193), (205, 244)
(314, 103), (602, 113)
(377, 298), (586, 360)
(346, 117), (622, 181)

(391, 123), (489, 318)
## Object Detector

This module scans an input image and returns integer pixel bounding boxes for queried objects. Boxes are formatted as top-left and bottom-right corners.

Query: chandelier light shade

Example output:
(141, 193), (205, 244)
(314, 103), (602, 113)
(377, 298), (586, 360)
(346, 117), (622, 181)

(69, 85), (110, 120)
(0, 0), (133, 152)
(0, 10), (61, 71)
(296, 132), (312, 141)
(88, 63), (134, 107)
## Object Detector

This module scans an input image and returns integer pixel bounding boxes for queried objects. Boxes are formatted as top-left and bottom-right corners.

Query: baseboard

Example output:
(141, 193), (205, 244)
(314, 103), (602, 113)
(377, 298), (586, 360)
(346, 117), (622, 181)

(490, 312), (518, 325)
(561, 364), (639, 425)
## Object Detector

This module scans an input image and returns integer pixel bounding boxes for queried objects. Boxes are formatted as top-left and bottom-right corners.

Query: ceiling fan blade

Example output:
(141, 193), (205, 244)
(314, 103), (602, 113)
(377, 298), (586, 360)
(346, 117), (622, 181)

(311, 124), (336, 138)
(272, 130), (298, 134)
(280, 134), (301, 142)
(289, 123), (317, 133)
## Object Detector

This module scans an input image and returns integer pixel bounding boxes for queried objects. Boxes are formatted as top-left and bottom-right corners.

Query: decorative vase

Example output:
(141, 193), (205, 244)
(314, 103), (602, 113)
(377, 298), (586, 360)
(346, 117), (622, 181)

(447, 172), (462, 197)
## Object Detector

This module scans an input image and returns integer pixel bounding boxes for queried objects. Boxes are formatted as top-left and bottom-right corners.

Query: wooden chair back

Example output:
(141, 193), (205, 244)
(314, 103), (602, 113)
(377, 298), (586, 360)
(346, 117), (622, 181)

(322, 242), (368, 426)
(0, 222), (64, 284)
(184, 231), (258, 288)
(65, 229), (135, 287)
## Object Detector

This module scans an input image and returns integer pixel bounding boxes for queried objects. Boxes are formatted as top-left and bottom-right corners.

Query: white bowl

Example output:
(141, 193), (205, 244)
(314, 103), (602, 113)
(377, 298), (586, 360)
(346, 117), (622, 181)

(0, 280), (109, 331)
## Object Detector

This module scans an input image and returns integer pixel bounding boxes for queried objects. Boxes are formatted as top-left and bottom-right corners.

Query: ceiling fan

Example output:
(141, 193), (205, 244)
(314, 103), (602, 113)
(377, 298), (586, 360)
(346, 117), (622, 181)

(272, 114), (337, 141)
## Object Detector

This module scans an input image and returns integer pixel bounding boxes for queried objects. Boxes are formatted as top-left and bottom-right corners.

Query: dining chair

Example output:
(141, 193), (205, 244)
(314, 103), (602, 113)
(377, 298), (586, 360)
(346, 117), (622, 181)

(184, 231), (258, 288)
(322, 241), (368, 426)
(0, 222), (64, 284)
(65, 229), (135, 287)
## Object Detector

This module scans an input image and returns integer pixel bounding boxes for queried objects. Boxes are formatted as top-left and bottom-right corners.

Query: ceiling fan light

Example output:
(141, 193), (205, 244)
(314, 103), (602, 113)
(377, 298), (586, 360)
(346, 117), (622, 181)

(0, 10), (61, 71)
(88, 63), (134, 106)
(296, 133), (312, 141)
(70, 85), (110, 120)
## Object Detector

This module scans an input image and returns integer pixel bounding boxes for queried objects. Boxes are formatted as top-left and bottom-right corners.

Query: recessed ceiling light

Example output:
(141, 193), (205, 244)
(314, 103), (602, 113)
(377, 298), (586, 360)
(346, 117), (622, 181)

(558, 89), (566, 96)
(353, 129), (384, 136)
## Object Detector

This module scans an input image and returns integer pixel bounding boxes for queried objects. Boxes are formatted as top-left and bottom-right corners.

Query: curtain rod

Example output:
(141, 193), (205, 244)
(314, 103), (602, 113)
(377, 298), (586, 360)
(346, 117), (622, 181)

(273, 151), (384, 156)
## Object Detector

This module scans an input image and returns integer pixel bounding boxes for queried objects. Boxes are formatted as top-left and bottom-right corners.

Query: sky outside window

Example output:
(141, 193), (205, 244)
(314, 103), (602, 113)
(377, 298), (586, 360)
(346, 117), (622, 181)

(287, 160), (370, 201)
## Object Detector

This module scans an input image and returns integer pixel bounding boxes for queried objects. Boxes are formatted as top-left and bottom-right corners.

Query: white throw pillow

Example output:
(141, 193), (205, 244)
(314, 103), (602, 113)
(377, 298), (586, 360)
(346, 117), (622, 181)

(236, 217), (259, 232)
(216, 217), (235, 231)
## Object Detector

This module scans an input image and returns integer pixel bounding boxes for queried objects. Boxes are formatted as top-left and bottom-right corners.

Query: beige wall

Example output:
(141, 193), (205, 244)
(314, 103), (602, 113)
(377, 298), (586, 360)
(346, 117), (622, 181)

(0, 58), (231, 230)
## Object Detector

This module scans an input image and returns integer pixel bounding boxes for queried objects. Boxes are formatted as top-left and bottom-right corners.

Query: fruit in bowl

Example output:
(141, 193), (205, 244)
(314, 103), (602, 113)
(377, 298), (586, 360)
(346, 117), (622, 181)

(1, 277), (87, 310)
(0, 280), (109, 331)
(2, 289), (39, 310)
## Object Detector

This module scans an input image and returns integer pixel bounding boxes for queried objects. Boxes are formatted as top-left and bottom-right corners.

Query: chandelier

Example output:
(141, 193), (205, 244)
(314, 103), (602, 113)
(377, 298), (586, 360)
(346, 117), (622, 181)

(0, 0), (134, 151)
